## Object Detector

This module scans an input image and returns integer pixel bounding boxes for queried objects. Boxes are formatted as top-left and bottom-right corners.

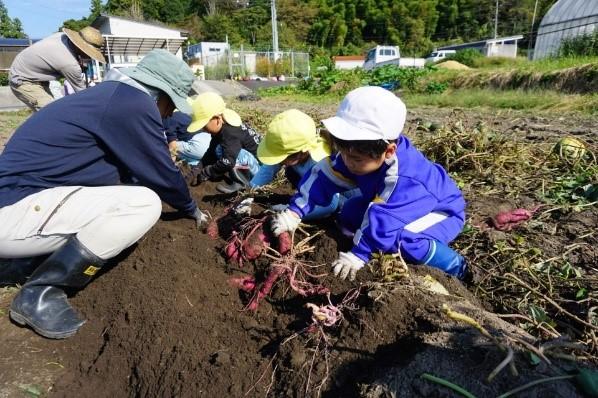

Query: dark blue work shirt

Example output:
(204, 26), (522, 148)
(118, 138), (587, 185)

(0, 81), (196, 215)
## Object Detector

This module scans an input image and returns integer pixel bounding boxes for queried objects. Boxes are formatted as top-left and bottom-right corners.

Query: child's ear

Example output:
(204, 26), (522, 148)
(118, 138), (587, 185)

(384, 143), (397, 159)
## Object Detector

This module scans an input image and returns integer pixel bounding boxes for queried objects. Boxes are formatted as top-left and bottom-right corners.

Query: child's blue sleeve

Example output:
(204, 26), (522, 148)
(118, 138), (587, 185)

(176, 133), (212, 161)
(288, 156), (357, 218)
(250, 163), (282, 187)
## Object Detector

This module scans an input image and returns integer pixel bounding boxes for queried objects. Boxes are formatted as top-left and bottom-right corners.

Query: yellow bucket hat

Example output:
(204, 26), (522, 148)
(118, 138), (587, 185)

(187, 92), (242, 132)
(257, 109), (330, 165)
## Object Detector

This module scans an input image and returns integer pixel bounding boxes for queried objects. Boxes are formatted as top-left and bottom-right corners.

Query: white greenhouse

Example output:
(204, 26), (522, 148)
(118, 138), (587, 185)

(533, 0), (598, 59)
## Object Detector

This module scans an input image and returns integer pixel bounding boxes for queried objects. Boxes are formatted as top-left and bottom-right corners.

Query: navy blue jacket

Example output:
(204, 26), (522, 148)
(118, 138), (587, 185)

(0, 81), (197, 215)
(163, 111), (193, 143)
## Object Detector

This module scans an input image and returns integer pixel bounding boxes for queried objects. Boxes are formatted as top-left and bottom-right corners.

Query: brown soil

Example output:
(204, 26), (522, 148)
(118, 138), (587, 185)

(5, 181), (580, 398)
(1, 105), (596, 397)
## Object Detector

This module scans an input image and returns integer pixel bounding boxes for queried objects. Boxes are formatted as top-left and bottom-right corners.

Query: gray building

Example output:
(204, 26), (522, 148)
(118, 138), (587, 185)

(0, 38), (38, 71)
(533, 0), (598, 59)
(438, 35), (524, 58)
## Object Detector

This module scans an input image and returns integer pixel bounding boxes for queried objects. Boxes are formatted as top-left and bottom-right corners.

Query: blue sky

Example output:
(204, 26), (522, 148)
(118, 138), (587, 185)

(4, 0), (92, 39)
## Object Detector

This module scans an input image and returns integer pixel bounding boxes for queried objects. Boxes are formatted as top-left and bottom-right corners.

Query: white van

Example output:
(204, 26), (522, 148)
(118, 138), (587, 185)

(425, 49), (456, 64)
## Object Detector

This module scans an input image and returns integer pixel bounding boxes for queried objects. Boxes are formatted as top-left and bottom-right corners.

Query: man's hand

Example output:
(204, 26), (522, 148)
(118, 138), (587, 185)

(168, 141), (178, 161)
(191, 207), (209, 230)
(271, 209), (301, 236)
(332, 252), (365, 281)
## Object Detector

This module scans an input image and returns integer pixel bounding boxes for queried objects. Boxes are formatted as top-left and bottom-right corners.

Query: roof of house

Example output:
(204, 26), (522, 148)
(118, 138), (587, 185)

(91, 13), (188, 35)
(0, 38), (38, 47)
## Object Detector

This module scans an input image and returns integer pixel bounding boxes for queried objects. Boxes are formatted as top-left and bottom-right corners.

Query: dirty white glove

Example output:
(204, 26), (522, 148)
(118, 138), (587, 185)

(332, 252), (365, 281)
(271, 209), (301, 236)
(191, 207), (209, 230)
(270, 204), (288, 212)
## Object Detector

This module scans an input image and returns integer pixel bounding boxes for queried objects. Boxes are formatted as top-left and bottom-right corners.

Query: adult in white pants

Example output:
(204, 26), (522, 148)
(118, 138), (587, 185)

(0, 50), (207, 339)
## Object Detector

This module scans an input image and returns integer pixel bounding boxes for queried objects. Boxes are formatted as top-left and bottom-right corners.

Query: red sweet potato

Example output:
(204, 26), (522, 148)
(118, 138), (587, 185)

(225, 240), (242, 263)
(247, 266), (286, 311)
(241, 231), (268, 260)
(492, 208), (537, 231)
(278, 232), (292, 255)
(206, 220), (219, 239)
(229, 276), (256, 292)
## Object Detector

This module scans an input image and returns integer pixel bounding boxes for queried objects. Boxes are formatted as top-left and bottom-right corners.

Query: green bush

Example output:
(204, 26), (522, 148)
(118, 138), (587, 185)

(446, 48), (484, 67)
(560, 31), (598, 57)
(471, 56), (525, 69)
(294, 65), (431, 95)
(425, 81), (448, 94)
(0, 72), (8, 86)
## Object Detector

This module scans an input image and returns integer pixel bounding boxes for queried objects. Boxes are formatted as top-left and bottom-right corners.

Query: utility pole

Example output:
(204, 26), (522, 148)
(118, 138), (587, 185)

(271, 0), (279, 60)
(528, 0), (539, 58)
(494, 0), (499, 39)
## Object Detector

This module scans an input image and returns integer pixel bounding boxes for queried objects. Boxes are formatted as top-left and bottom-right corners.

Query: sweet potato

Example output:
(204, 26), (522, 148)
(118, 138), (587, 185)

(229, 276), (256, 292)
(277, 232), (292, 255)
(492, 207), (537, 231)
(206, 219), (219, 239)
(241, 231), (268, 260)
(247, 266), (286, 311)
(225, 240), (242, 263)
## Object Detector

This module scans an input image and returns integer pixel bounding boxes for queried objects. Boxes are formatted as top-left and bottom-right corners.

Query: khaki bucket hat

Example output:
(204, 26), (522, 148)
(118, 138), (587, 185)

(121, 49), (195, 114)
(63, 26), (106, 63)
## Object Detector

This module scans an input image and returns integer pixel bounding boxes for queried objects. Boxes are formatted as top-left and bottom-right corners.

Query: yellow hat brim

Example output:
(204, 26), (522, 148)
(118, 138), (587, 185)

(308, 138), (331, 162)
(187, 117), (211, 133)
(257, 139), (289, 165)
(257, 136), (330, 166)
(223, 109), (242, 127)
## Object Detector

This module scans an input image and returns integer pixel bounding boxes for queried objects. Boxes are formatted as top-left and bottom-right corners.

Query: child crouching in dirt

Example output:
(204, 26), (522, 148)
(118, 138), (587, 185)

(184, 92), (261, 186)
(271, 86), (467, 280)
(217, 109), (344, 220)
(164, 111), (212, 165)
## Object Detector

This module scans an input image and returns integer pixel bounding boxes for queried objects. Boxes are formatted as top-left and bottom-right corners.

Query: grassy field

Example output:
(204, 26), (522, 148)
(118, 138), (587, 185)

(404, 89), (598, 114)
(261, 88), (598, 115)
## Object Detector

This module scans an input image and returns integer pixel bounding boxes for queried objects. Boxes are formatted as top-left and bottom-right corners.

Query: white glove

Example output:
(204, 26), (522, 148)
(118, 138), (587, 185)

(271, 209), (301, 236)
(270, 204), (288, 212)
(191, 207), (209, 230)
(332, 252), (365, 281)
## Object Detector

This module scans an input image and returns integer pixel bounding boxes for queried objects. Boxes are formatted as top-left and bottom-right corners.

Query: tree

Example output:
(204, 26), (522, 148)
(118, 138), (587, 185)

(0, 0), (26, 38)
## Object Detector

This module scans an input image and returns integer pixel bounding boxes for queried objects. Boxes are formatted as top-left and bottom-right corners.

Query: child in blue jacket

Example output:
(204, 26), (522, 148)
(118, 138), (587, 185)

(272, 86), (467, 280)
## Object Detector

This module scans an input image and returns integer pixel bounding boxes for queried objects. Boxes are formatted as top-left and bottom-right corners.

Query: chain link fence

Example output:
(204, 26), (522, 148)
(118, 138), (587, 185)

(201, 49), (310, 80)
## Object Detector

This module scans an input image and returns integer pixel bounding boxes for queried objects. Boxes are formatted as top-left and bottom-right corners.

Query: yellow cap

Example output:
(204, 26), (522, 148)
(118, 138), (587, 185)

(187, 92), (242, 132)
(257, 109), (330, 165)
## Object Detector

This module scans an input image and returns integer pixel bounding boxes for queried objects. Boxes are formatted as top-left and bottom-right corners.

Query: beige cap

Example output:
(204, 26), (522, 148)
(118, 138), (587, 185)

(63, 26), (106, 63)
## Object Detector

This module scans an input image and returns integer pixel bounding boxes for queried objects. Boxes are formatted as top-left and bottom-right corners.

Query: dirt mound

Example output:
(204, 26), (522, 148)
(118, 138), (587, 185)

(39, 184), (589, 397)
(436, 60), (471, 70)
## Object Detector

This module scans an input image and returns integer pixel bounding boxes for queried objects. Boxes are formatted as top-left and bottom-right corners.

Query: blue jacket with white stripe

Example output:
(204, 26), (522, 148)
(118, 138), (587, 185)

(288, 136), (466, 261)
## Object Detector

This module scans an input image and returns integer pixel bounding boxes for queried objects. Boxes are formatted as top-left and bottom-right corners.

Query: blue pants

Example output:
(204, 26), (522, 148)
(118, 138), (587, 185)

(339, 195), (464, 264)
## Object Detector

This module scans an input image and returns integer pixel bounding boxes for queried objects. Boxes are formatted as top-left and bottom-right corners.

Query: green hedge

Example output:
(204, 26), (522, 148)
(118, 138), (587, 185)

(0, 72), (8, 86)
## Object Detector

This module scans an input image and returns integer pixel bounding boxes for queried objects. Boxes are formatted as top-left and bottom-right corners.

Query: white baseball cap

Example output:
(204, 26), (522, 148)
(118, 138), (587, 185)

(322, 86), (406, 141)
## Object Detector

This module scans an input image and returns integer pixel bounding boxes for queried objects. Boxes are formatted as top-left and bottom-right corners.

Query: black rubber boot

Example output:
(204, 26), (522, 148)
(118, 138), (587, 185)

(216, 168), (252, 193)
(9, 237), (105, 339)
(0, 256), (45, 287)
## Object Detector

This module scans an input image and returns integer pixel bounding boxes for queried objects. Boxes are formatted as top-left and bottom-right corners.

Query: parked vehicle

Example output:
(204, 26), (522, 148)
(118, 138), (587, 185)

(363, 45), (425, 71)
(425, 49), (456, 64)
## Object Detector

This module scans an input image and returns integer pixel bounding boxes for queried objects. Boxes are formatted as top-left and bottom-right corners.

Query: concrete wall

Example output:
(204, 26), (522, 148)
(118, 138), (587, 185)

(0, 86), (26, 110)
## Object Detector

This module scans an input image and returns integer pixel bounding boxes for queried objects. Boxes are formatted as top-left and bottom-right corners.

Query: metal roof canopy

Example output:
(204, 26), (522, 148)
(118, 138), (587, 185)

(103, 35), (186, 57)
